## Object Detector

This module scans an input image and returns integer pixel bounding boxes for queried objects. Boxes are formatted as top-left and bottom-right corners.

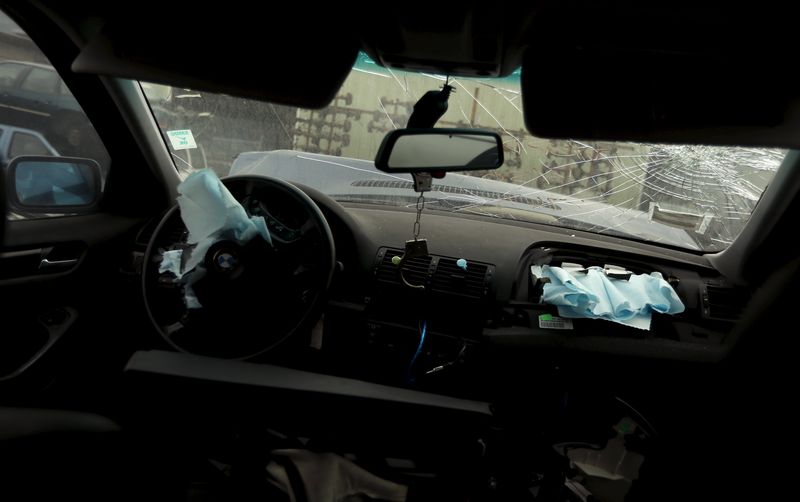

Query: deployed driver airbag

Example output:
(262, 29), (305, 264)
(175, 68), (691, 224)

(158, 169), (271, 307)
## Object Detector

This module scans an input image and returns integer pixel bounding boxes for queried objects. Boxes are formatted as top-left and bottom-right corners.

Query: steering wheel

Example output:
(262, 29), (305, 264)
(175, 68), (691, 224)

(142, 176), (335, 359)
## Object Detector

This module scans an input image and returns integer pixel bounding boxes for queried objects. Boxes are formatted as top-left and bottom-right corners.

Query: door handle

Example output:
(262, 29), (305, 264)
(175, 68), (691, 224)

(39, 257), (78, 270)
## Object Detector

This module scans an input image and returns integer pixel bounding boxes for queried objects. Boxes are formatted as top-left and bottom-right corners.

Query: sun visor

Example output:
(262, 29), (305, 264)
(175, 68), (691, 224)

(72, 13), (358, 109)
(521, 11), (800, 148)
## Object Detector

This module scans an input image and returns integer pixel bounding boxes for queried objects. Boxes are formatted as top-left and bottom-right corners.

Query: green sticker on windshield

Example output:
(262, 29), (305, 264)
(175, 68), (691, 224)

(539, 314), (553, 321)
(167, 129), (197, 151)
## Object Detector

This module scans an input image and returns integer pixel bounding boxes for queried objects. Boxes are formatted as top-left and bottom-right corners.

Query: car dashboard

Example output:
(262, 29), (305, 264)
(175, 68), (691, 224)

(297, 195), (743, 402)
(0, 181), (757, 501)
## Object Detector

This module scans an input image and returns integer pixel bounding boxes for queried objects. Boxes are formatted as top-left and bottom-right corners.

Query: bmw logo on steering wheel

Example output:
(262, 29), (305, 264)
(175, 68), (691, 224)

(214, 250), (238, 271)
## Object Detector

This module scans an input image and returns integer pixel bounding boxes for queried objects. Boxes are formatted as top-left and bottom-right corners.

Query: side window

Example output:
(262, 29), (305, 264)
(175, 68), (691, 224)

(9, 132), (52, 158)
(19, 67), (58, 93)
(1, 9), (110, 219)
(0, 62), (25, 88)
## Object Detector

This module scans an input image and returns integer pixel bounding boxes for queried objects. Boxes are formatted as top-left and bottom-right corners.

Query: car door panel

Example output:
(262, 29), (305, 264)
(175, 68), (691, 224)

(0, 6), (173, 399)
(0, 214), (145, 384)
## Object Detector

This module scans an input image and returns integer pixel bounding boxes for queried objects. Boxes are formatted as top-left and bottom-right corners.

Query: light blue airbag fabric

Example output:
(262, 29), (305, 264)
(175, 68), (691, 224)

(540, 265), (684, 330)
(158, 249), (184, 277)
(158, 169), (271, 307)
(177, 169), (271, 273)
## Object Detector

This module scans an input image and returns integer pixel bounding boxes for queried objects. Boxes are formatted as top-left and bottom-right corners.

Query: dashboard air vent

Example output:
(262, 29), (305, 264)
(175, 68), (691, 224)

(375, 248), (432, 287)
(704, 285), (749, 321)
(374, 248), (494, 300)
(431, 258), (491, 299)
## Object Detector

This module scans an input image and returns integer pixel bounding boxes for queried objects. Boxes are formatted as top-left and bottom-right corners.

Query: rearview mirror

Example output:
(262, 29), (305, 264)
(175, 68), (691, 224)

(6, 156), (101, 213)
(375, 129), (503, 173)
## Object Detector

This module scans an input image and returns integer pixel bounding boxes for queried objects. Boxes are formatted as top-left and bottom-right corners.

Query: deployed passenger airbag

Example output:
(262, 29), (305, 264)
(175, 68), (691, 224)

(533, 265), (685, 330)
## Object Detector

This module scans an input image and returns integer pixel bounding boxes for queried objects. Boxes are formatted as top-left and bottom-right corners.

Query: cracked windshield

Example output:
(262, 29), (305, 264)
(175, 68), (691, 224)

(142, 53), (785, 252)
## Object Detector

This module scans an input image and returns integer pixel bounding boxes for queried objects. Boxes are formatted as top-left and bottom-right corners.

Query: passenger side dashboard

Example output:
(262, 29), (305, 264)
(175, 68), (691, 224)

(319, 202), (750, 394)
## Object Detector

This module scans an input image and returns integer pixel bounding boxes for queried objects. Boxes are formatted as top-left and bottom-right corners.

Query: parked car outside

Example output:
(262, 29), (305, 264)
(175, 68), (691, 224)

(0, 60), (104, 161)
(0, 122), (58, 168)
